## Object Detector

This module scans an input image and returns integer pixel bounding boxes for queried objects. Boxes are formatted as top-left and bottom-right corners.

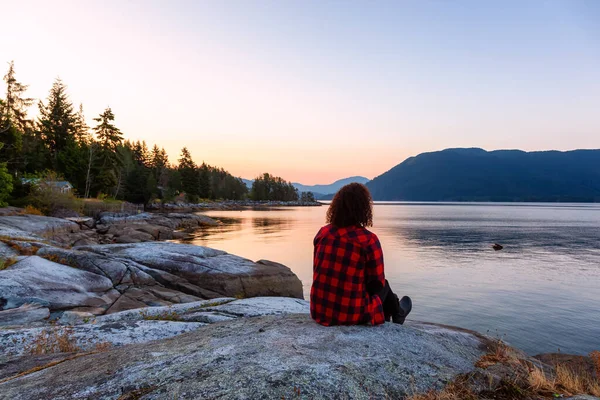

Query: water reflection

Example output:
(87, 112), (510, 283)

(251, 217), (294, 235)
(175, 204), (600, 355)
(182, 217), (244, 241)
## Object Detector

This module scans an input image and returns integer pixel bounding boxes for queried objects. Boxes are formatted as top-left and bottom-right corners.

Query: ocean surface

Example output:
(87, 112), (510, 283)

(180, 202), (600, 355)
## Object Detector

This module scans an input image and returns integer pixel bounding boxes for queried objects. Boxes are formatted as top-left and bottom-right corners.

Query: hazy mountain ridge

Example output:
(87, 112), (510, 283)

(366, 148), (600, 202)
(292, 176), (370, 197)
(242, 176), (370, 199)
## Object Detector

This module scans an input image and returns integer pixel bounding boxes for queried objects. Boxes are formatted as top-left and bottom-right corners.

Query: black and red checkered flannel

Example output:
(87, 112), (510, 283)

(310, 224), (386, 326)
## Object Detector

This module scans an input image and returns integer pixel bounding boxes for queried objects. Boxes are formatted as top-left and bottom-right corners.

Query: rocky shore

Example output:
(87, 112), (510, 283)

(1, 207), (598, 399)
(147, 199), (322, 212)
(0, 208), (219, 249)
(1, 298), (598, 399)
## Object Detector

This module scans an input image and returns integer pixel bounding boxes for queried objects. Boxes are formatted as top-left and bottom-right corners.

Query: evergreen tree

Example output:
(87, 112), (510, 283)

(150, 145), (166, 178)
(163, 168), (182, 201)
(0, 99), (5, 132)
(91, 107), (123, 196)
(178, 147), (199, 202)
(73, 104), (91, 144)
(2, 61), (34, 133)
(71, 104), (94, 197)
(198, 163), (211, 199)
(251, 173), (298, 201)
(1, 62), (33, 171)
(37, 78), (77, 170)
(300, 191), (315, 203)
(0, 143), (13, 206)
(0, 119), (21, 170)
(21, 129), (50, 174)
(149, 145), (171, 198)
(132, 140), (150, 166)
(59, 105), (91, 194)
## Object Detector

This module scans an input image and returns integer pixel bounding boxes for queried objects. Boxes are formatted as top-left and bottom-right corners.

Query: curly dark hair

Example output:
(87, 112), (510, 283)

(326, 183), (373, 228)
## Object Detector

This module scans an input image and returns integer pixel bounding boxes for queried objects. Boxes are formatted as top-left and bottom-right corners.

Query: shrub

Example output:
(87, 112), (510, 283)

(22, 205), (43, 216)
(25, 173), (83, 216)
(0, 161), (13, 207)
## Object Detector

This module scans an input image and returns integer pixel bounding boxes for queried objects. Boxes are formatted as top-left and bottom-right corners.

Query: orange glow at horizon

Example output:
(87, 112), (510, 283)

(2, 1), (600, 185)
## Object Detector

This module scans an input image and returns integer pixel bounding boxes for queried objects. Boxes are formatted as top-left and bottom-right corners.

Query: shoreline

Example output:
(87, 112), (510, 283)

(146, 199), (323, 212)
(1, 206), (599, 398)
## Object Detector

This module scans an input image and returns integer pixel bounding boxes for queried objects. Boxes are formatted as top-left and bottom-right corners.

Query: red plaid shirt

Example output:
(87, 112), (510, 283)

(310, 224), (386, 326)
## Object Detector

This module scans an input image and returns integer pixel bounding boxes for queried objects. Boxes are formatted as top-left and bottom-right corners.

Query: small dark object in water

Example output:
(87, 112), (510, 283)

(492, 243), (503, 251)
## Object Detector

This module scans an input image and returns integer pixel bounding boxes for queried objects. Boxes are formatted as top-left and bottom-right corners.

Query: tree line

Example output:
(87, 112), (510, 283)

(0, 61), (304, 206)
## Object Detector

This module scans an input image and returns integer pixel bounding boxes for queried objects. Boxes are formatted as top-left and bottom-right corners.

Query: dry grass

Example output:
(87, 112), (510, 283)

(139, 308), (181, 321)
(39, 253), (70, 266)
(475, 339), (513, 369)
(415, 340), (600, 400)
(93, 342), (112, 352)
(406, 378), (477, 400)
(25, 326), (80, 355)
(591, 351), (600, 379)
(528, 363), (600, 397)
(21, 205), (44, 216)
(0, 351), (96, 384)
(117, 386), (158, 400)
(0, 257), (18, 270)
(8, 241), (40, 255)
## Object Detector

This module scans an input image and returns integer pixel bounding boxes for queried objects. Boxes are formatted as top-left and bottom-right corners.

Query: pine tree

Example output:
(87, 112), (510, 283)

(0, 113), (21, 170)
(2, 61), (34, 132)
(198, 163), (211, 199)
(0, 143), (13, 206)
(71, 104), (94, 197)
(37, 78), (77, 170)
(55, 103), (93, 195)
(1, 62), (33, 170)
(132, 140), (150, 166)
(91, 107), (123, 196)
(150, 145), (165, 175)
(73, 104), (91, 144)
(150, 145), (170, 197)
(141, 141), (149, 167)
(21, 129), (50, 174)
(94, 107), (123, 153)
(251, 173), (298, 201)
(178, 147), (199, 202)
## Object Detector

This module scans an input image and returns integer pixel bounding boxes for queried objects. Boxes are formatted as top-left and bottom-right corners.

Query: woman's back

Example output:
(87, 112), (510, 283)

(310, 223), (385, 326)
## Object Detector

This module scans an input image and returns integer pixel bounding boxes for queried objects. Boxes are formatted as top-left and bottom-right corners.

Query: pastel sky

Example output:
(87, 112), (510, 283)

(1, 1), (599, 184)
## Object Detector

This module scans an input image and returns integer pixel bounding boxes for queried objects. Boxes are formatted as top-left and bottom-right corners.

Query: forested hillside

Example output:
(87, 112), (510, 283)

(367, 148), (600, 202)
(0, 62), (299, 207)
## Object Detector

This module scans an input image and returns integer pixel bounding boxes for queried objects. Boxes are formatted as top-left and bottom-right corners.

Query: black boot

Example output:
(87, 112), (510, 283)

(392, 296), (412, 325)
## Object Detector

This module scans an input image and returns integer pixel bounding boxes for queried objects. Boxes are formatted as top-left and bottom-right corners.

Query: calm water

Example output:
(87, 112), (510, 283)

(180, 203), (600, 355)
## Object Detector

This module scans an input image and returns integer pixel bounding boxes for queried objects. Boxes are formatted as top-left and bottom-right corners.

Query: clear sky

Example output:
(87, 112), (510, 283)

(2, 0), (599, 184)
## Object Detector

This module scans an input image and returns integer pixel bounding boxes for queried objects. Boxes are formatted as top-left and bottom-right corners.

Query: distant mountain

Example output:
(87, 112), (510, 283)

(366, 148), (600, 202)
(292, 176), (370, 198)
(242, 176), (370, 199)
(242, 178), (253, 189)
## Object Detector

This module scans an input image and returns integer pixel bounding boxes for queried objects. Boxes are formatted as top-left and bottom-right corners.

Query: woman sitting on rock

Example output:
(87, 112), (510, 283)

(310, 183), (412, 326)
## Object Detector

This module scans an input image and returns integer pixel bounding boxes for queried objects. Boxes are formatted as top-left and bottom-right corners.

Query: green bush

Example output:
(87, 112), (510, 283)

(25, 172), (83, 216)
(0, 162), (13, 207)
